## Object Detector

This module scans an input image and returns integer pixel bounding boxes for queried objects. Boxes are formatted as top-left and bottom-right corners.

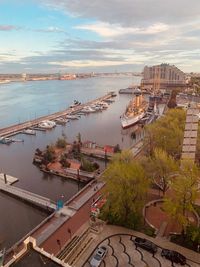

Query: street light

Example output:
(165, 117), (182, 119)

(56, 239), (61, 251)
(68, 228), (72, 239)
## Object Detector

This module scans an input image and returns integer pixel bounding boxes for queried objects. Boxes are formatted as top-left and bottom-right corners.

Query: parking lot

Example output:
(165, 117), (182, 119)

(82, 234), (199, 267)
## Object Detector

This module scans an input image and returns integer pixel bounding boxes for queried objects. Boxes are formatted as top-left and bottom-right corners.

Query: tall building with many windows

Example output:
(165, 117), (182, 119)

(141, 64), (186, 91)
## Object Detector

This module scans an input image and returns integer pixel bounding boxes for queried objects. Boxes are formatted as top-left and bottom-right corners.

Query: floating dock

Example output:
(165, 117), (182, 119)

(0, 92), (115, 138)
(0, 182), (56, 211)
(0, 173), (19, 185)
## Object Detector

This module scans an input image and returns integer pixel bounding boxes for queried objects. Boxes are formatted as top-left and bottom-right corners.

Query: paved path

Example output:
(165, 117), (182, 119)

(76, 225), (200, 267)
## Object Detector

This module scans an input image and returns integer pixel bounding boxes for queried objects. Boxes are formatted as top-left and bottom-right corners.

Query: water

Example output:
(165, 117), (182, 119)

(0, 76), (141, 249)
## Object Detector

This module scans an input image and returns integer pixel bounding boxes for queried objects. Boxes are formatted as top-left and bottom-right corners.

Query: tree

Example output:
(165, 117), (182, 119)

(142, 149), (178, 195)
(101, 150), (149, 229)
(186, 224), (200, 250)
(59, 153), (70, 168)
(77, 132), (82, 144)
(164, 160), (200, 235)
(56, 137), (67, 149)
(43, 145), (56, 163)
(145, 109), (186, 158)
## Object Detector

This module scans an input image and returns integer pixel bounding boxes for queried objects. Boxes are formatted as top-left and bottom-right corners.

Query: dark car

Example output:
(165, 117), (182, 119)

(161, 249), (186, 265)
(134, 237), (157, 254)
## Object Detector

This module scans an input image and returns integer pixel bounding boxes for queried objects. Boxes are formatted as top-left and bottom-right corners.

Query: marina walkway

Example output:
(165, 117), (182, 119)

(0, 182), (56, 211)
(0, 93), (114, 138)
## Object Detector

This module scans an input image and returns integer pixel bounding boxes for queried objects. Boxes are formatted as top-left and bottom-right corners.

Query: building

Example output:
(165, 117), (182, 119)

(141, 64), (186, 91)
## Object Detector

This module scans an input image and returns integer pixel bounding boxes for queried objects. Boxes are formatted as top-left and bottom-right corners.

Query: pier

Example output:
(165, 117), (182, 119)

(0, 182), (56, 211)
(0, 92), (115, 138)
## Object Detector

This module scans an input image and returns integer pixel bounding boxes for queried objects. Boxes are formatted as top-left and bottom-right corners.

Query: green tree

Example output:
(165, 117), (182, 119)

(145, 109), (186, 158)
(164, 160), (200, 235)
(142, 149), (178, 195)
(56, 137), (67, 149)
(186, 224), (200, 250)
(77, 132), (82, 144)
(59, 153), (70, 168)
(102, 150), (149, 229)
(43, 145), (56, 163)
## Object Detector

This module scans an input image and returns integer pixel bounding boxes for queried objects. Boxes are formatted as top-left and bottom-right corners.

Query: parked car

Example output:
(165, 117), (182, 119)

(161, 249), (186, 265)
(90, 245), (108, 267)
(134, 237), (157, 254)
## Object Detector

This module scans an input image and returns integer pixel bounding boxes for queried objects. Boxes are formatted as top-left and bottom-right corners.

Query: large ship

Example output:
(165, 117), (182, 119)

(120, 94), (148, 129)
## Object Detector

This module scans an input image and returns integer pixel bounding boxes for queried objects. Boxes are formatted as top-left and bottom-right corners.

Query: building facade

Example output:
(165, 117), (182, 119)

(141, 64), (186, 91)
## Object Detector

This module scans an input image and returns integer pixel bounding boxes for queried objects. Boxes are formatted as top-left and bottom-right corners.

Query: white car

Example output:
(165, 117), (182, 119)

(90, 245), (108, 267)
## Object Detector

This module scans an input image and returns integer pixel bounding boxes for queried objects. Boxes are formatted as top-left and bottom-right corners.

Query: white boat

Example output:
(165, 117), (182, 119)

(23, 129), (36, 135)
(81, 106), (96, 113)
(120, 94), (148, 129)
(54, 117), (68, 124)
(38, 120), (56, 129)
(66, 114), (79, 120)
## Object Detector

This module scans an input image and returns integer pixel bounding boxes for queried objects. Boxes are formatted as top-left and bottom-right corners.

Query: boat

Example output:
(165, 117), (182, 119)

(54, 117), (68, 125)
(38, 120), (56, 129)
(22, 129), (36, 135)
(0, 137), (12, 144)
(66, 114), (79, 120)
(81, 106), (96, 113)
(70, 100), (81, 108)
(120, 94), (148, 129)
(119, 87), (141, 95)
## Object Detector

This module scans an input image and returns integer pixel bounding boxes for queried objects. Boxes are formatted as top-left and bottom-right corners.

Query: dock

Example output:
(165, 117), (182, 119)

(0, 92), (115, 138)
(0, 182), (56, 211)
(0, 173), (19, 185)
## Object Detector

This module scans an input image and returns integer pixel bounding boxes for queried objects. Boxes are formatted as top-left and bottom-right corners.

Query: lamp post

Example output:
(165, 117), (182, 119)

(56, 239), (61, 251)
(104, 149), (107, 168)
(68, 228), (72, 239)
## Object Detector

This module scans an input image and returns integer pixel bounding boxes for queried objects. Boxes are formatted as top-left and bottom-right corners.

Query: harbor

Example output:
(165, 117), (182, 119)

(0, 77), (140, 250)
(0, 92), (116, 139)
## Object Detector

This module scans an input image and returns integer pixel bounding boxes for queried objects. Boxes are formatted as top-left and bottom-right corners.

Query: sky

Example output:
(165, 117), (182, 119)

(0, 0), (200, 73)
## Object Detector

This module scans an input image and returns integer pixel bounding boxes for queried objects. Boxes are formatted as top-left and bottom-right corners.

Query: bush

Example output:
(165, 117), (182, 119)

(81, 158), (96, 172)
(56, 138), (67, 149)
(43, 145), (56, 163)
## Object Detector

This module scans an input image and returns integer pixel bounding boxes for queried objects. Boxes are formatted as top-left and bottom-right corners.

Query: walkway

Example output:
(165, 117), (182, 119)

(0, 93), (113, 138)
(0, 182), (56, 211)
(181, 105), (199, 162)
(77, 225), (200, 267)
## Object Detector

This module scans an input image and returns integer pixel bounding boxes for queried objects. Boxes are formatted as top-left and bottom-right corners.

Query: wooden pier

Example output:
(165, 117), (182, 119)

(0, 92), (115, 138)
(0, 181), (56, 211)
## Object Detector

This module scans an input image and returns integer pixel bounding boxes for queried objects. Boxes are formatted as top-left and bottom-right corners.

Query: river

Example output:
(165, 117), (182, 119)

(0, 76), (141, 249)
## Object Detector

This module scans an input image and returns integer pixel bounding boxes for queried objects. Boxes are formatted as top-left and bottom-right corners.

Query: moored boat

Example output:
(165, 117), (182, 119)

(23, 129), (36, 135)
(0, 137), (12, 144)
(38, 120), (56, 129)
(120, 94), (148, 129)
(54, 117), (68, 125)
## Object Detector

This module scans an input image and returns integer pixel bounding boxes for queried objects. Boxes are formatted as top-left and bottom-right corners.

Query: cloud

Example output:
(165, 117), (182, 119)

(0, 25), (20, 31)
(75, 22), (169, 38)
(35, 26), (66, 33)
(42, 0), (200, 27)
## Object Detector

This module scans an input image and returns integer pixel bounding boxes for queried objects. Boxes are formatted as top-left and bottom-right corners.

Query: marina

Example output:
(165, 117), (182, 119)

(0, 77), (139, 250)
(0, 92), (115, 139)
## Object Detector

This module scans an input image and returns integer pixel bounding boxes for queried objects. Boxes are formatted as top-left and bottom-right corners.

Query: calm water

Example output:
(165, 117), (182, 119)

(0, 77), (140, 249)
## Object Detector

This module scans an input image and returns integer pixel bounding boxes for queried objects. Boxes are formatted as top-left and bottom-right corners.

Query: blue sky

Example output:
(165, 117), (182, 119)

(0, 0), (200, 73)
